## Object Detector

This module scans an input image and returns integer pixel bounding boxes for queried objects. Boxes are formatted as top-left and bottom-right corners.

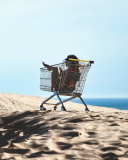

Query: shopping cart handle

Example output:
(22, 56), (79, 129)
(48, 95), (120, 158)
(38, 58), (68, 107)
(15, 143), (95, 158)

(90, 61), (94, 64)
(69, 58), (94, 64)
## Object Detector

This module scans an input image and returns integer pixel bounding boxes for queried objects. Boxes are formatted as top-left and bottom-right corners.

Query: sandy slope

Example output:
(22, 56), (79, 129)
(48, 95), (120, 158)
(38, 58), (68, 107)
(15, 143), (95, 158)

(0, 93), (128, 160)
(0, 93), (123, 115)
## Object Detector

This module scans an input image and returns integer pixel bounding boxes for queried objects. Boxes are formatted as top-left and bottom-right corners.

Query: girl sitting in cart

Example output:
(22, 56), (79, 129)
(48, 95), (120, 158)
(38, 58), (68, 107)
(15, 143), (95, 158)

(42, 55), (81, 93)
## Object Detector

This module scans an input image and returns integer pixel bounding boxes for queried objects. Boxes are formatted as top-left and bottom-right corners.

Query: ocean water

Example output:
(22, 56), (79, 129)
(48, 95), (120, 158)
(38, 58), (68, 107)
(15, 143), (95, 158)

(71, 98), (128, 110)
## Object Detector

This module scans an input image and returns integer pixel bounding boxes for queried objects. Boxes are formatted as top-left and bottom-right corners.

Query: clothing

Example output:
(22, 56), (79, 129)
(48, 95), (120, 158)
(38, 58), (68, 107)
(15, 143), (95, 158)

(43, 62), (80, 92)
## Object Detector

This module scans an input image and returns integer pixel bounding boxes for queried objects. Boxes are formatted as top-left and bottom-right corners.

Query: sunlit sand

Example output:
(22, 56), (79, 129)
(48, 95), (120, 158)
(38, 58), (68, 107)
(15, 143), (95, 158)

(0, 93), (128, 160)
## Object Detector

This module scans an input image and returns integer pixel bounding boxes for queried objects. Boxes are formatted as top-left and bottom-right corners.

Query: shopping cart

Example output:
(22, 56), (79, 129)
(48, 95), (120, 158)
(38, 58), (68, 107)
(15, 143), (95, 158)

(40, 59), (94, 111)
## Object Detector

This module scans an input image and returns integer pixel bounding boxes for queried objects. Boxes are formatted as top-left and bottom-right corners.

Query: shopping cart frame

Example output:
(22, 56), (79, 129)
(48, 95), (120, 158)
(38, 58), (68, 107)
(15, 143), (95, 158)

(40, 59), (94, 111)
(40, 91), (89, 111)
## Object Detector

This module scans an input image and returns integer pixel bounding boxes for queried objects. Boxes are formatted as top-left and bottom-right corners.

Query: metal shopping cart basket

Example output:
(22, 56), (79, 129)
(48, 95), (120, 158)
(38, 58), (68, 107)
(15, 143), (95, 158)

(40, 58), (94, 111)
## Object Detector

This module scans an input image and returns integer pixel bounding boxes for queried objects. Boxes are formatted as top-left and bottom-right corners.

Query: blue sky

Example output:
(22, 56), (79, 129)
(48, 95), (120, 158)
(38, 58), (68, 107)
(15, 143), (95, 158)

(0, 0), (128, 98)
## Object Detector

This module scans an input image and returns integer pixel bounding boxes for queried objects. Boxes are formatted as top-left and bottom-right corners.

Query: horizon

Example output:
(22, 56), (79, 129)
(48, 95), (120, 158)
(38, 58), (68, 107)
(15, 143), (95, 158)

(2, 92), (128, 99)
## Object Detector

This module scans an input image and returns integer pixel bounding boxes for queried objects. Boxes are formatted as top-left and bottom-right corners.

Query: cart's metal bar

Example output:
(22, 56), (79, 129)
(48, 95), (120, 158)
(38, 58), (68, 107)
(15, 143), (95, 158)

(43, 103), (57, 105)
(79, 96), (89, 111)
(40, 92), (56, 106)
(55, 91), (65, 107)
(54, 96), (77, 107)
(59, 93), (81, 97)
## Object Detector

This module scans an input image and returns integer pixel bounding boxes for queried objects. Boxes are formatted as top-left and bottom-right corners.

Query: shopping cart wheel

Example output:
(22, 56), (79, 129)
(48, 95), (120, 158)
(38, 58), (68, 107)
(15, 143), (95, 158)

(54, 106), (57, 111)
(61, 107), (66, 111)
(85, 108), (89, 111)
(40, 106), (46, 111)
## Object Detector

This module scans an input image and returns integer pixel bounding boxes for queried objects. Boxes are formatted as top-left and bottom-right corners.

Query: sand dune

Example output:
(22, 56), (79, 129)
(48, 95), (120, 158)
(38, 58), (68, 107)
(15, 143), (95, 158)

(0, 93), (123, 114)
(0, 93), (128, 160)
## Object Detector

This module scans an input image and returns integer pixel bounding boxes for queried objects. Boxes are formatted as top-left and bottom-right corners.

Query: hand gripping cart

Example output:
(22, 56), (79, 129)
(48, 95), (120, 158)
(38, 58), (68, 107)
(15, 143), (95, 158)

(40, 59), (94, 111)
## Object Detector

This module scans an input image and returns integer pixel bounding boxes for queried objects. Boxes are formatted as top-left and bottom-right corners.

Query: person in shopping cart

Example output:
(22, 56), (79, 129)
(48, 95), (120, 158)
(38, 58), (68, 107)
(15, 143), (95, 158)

(42, 55), (80, 92)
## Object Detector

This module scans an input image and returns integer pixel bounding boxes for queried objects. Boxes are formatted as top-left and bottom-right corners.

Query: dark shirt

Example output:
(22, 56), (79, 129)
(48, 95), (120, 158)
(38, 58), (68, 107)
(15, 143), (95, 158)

(43, 62), (80, 92)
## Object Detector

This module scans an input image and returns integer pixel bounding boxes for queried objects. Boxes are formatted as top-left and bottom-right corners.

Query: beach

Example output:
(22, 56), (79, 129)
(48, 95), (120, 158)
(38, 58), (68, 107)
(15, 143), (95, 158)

(0, 93), (128, 160)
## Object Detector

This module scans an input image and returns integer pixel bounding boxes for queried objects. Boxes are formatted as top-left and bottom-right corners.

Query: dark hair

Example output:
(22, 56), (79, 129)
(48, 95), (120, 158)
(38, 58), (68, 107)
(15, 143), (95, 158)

(64, 55), (78, 62)
(64, 55), (79, 71)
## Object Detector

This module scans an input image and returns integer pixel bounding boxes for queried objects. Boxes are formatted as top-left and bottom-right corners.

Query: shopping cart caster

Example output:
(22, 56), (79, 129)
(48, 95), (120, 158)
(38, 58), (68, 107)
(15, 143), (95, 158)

(40, 106), (46, 111)
(54, 106), (57, 111)
(85, 108), (89, 111)
(61, 107), (66, 111)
